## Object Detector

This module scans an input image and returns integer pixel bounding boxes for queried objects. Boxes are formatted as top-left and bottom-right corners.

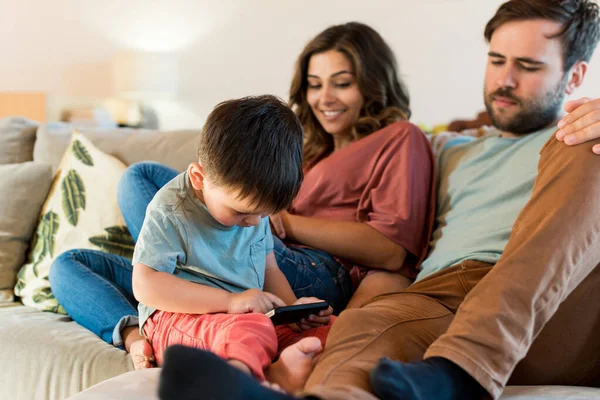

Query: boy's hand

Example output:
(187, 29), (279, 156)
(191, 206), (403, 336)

(228, 289), (286, 314)
(291, 297), (333, 331)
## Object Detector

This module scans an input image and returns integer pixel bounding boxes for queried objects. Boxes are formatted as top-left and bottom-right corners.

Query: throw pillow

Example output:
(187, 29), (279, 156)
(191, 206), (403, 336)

(0, 117), (38, 165)
(15, 131), (135, 313)
(0, 162), (52, 303)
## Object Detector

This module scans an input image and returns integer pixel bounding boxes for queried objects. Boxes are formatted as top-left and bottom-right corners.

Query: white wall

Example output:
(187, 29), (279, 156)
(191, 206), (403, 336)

(1, 0), (599, 129)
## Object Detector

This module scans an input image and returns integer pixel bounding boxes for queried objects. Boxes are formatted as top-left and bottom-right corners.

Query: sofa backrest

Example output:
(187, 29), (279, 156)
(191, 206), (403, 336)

(0, 117), (39, 165)
(34, 122), (201, 174)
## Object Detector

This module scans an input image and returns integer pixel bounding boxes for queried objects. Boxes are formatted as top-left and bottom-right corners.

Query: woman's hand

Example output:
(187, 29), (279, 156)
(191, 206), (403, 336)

(290, 297), (333, 331)
(556, 97), (600, 154)
(270, 212), (289, 239)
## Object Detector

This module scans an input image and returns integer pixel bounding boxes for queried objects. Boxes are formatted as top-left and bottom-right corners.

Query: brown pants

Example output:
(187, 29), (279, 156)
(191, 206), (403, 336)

(304, 135), (600, 400)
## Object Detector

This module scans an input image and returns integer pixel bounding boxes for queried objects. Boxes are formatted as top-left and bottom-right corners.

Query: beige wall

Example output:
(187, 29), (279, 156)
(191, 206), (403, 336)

(0, 0), (598, 130)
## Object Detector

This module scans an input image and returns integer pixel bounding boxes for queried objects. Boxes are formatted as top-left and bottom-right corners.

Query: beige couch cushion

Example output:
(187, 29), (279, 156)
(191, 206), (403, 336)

(0, 302), (134, 400)
(0, 162), (52, 303)
(69, 369), (160, 400)
(34, 122), (200, 174)
(0, 117), (38, 164)
(501, 386), (600, 399)
(15, 132), (134, 313)
(69, 369), (600, 400)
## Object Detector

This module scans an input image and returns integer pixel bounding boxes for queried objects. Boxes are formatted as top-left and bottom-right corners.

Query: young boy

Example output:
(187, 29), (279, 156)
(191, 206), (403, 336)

(130, 95), (333, 392)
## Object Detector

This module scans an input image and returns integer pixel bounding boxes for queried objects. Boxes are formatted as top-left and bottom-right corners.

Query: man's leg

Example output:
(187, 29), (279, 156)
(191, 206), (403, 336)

(424, 137), (600, 398)
(509, 262), (600, 386)
(303, 262), (491, 397)
(346, 270), (413, 309)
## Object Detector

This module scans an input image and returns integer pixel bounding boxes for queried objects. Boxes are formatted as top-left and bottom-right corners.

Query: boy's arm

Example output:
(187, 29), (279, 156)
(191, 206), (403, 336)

(263, 252), (297, 305)
(132, 262), (232, 314)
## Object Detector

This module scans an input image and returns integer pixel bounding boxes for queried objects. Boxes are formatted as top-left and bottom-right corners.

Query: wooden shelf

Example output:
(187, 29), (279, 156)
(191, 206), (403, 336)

(0, 92), (47, 122)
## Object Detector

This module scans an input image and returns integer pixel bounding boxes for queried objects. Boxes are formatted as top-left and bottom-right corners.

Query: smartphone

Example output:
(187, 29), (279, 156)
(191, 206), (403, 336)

(265, 301), (329, 325)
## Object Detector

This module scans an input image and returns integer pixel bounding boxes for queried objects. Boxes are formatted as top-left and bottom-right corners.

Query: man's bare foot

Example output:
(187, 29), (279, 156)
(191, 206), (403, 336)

(130, 339), (156, 369)
(265, 337), (322, 393)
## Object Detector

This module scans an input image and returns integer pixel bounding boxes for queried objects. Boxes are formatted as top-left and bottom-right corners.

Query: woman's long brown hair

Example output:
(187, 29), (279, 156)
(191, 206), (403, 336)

(289, 22), (411, 166)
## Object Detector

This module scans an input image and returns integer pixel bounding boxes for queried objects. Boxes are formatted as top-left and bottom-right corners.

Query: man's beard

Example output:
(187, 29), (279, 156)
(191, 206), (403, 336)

(484, 77), (567, 135)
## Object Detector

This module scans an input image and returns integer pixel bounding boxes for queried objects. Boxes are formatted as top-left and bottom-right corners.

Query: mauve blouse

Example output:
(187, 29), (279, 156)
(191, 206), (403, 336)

(289, 121), (436, 285)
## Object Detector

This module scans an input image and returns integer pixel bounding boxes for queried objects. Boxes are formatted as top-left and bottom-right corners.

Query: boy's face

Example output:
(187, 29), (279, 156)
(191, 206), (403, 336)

(483, 19), (571, 135)
(188, 163), (270, 227)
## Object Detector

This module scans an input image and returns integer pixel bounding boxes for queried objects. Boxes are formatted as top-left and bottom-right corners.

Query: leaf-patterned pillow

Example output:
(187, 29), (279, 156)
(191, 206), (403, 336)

(15, 131), (135, 313)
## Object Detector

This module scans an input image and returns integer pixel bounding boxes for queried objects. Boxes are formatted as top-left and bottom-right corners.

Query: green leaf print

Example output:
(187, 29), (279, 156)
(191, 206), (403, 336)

(14, 268), (25, 293)
(52, 303), (67, 315)
(89, 226), (135, 259)
(72, 139), (94, 166)
(61, 170), (86, 226)
(30, 211), (60, 277)
(32, 286), (54, 304)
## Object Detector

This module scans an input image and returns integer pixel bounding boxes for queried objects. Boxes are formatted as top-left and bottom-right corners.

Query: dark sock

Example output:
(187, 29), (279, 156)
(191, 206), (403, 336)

(158, 345), (300, 400)
(370, 357), (486, 400)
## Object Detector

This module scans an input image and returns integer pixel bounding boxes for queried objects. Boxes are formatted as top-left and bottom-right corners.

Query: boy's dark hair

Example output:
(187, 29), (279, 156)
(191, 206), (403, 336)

(198, 95), (304, 213)
(485, 0), (600, 72)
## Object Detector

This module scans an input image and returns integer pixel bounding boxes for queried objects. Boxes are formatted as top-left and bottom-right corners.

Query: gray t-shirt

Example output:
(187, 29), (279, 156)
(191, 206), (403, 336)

(418, 125), (556, 280)
(133, 172), (274, 330)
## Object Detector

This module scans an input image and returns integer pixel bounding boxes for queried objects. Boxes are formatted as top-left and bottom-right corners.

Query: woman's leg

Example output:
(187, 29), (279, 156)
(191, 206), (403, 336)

(49, 249), (137, 347)
(117, 161), (178, 241)
(273, 236), (353, 315)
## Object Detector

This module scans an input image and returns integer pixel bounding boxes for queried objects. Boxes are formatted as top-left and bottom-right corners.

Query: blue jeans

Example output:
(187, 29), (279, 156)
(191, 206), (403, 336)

(273, 236), (352, 315)
(49, 249), (136, 347)
(117, 161), (179, 241)
(50, 161), (353, 345)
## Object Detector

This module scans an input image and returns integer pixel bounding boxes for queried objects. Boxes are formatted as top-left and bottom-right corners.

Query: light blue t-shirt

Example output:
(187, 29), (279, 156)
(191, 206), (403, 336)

(417, 125), (556, 281)
(133, 172), (274, 329)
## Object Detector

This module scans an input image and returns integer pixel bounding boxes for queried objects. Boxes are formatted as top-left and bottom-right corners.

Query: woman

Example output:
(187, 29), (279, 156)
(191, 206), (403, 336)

(49, 22), (436, 368)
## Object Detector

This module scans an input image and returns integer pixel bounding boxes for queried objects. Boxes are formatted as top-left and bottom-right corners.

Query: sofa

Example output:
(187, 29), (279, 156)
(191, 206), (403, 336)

(0, 116), (198, 400)
(0, 116), (598, 400)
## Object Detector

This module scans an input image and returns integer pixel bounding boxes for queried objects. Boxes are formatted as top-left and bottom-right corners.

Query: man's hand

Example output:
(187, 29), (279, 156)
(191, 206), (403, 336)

(556, 97), (600, 154)
(290, 297), (333, 331)
(270, 212), (288, 239)
(228, 289), (286, 314)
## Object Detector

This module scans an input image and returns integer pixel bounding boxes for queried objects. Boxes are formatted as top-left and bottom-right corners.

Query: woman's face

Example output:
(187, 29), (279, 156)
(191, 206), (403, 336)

(306, 50), (364, 138)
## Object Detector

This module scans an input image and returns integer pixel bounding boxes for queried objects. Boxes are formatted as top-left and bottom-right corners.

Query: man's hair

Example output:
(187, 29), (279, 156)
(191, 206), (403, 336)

(197, 95), (304, 213)
(485, 0), (600, 72)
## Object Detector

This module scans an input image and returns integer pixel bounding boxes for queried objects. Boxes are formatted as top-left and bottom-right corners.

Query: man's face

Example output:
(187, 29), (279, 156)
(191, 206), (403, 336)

(484, 19), (569, 135)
